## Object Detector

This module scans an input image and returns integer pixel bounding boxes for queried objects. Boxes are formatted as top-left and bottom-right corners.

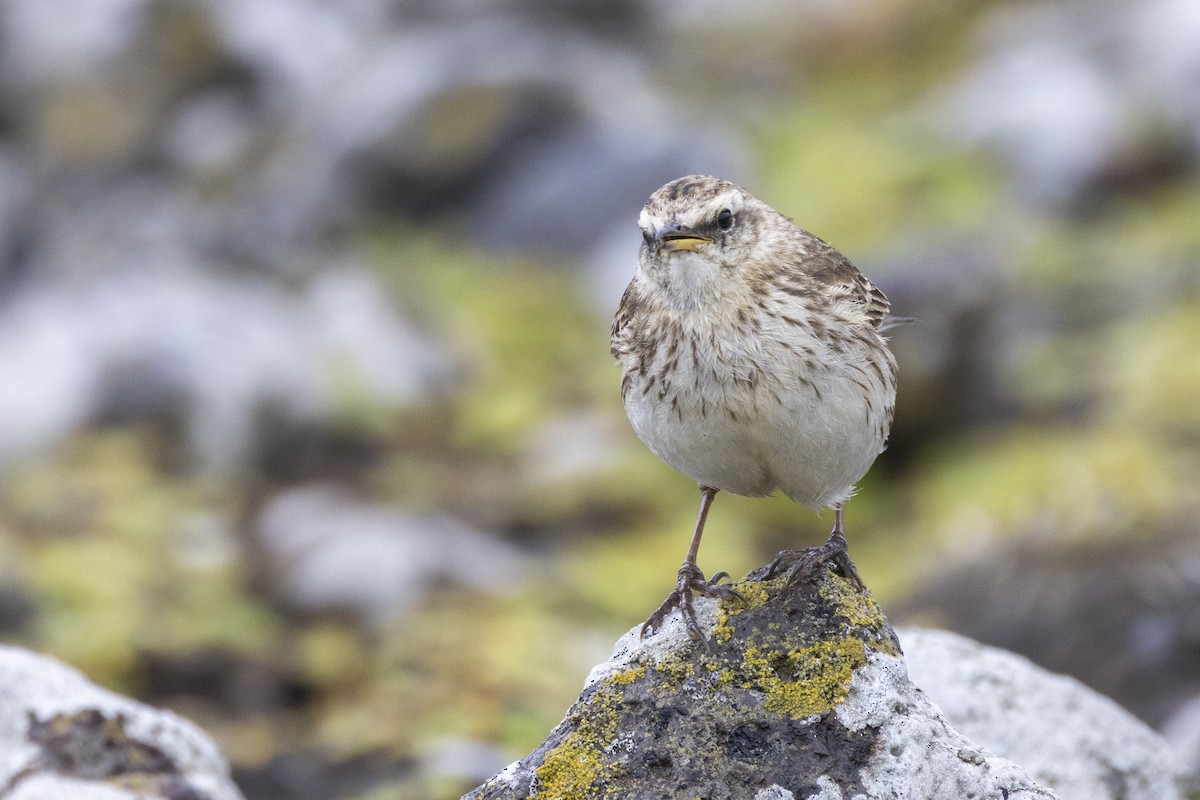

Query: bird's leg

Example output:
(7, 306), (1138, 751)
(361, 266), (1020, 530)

(759, 503), (865, 590)
(641, 486), (742, 643)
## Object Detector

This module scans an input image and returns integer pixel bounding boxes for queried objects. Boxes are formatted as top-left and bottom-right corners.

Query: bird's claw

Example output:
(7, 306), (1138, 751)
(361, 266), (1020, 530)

(641, 563), (744, 645)
(760, 539), (864, 591)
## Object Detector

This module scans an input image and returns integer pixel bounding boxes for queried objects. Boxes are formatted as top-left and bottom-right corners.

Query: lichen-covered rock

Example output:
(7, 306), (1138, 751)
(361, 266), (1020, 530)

(900, 627), (1200, 800)
(466, 567), (1056, 800)
(0, 646), (244, 800)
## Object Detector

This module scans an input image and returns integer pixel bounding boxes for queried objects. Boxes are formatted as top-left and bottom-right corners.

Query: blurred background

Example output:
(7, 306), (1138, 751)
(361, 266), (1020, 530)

(0, 0), (1198, 797)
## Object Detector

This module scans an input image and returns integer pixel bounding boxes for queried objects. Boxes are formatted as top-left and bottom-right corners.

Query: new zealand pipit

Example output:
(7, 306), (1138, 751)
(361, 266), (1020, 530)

(611, 175), (898, 642)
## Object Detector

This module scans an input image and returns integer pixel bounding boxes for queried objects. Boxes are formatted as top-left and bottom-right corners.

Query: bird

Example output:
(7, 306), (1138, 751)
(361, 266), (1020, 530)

(610, 175), (898, 643)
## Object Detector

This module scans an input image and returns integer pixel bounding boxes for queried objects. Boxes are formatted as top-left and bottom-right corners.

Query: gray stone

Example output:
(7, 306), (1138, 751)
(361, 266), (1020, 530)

(0, 645), (243, 800)
(1162, 694), (1200, 774)
(0, 0), (751, 471)
(467, 567), (1055, 800)
(895, 528), (1200, 729)
(901, 627), (1199, 800)
(256, 483), (526, 625)
(0, 263), (451, 469)
(940, 0), (1200, 205)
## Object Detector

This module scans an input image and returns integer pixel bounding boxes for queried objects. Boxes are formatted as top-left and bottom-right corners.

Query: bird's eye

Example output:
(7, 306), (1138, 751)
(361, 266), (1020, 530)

(717, 209), (734, 230)
(642, 228), (654, 245)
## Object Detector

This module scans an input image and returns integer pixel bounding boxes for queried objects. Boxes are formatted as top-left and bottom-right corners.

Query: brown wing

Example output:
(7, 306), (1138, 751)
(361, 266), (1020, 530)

(854, 272), (891, 330)
(805, 246), (890, 331)
(610, 280), (642, 358)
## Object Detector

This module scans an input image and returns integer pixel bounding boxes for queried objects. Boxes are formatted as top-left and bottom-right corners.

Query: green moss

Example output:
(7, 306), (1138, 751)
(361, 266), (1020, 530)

(725, 579), (771, 616)
(756, 84), (1001, 250)
(701, 571), (896, 718)
(367, 229), (611, 456)
(913, 426), (1184, 549)
(1, 430), (279, 688)
(364, 594), (593, 756)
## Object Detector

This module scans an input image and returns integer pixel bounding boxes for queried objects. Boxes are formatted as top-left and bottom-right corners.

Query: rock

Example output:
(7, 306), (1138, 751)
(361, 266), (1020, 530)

(0, 263), (452, 469)
(0, 645), (243, 800)
(901, 627), (1198, 800)
(255, 483), (526, 625)
(896, 527), (1200, 727)
(0, 0), (748, 468)
(422, 737), (515, 790)
(1162, 694), (1200, 774)
(940, 0), (1200, 207)
(465, 567), (1056, 800)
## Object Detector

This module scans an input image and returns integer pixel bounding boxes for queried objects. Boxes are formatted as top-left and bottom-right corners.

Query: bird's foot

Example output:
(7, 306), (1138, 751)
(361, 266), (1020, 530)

(757, 532), (864, 591)
(641, 562), (743, 644)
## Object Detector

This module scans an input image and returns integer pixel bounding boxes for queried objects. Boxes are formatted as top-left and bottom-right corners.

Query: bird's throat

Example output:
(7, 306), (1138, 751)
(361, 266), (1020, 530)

(655, 252), (731, 314)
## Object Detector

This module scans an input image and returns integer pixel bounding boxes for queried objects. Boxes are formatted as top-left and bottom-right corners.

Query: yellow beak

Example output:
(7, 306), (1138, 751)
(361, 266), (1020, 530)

(656, 223), (714, 252)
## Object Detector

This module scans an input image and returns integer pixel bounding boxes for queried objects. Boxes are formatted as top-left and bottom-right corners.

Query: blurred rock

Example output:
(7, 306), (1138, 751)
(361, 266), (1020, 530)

(519, 410), (628, 487)
(896, 524), (1200, 728)
(0, 580), (38, 636)
(1163, 695), (1200, 774)
(468, 568), (1054, 800)
(233, 750), (411, 800)
(1, 0), (743, 262)
(871, 235), (1019, 453)
(941, 0), (1200, 207)
(0, 0), (748, 471)
(0, 263), (450, 469)
(0, 645), (243, 800)
(140, 649), (305, 717)
(901, 627), (1198, 800)
(420, 737), (512, 791)
(255, 483), (526, 625)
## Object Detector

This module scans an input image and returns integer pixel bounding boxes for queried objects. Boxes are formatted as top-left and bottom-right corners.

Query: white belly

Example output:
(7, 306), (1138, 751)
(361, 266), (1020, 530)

(622, 344), (890, 510)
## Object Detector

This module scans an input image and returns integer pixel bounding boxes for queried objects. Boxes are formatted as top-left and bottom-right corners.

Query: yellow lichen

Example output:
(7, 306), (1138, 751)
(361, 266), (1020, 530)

(714, 577), (773, 643)
(726, 579), (772, 616)
(533, 674), (632, 797)
(653, 658), (695, 682)
(535, 733), (615, 798)
(738, 638), (868, 718)
(608, 665), (646, 686)
(818, 575), (899, 655)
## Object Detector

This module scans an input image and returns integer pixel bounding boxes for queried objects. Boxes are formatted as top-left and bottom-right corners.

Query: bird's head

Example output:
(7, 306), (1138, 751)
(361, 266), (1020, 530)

(638, 175), (751, 256)
(636, 175), (778, 307)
